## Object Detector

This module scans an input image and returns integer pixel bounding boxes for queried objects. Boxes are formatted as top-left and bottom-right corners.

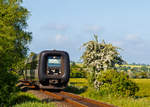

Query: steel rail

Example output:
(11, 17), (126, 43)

(60, 91), (116, 107)
(40, 90), (88, 107)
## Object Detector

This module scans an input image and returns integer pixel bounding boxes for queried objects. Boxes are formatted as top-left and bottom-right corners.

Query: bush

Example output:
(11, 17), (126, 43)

(96, 69), (139, 97)
(0, 71), (18, 106)
(70, 65), (86, 78)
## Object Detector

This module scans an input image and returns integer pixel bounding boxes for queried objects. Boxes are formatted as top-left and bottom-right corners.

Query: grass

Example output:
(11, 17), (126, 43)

(69, 78), (87, 87)
(68, 78), (150, 107)
(133, 79), (150, 98)
(14, 102), (55, 107)
(12, 92), (55, 107)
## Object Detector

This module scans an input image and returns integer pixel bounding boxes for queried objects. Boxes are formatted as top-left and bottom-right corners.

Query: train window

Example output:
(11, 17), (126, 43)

(47, 56), (61, 67)
(47, 56), (62, 76)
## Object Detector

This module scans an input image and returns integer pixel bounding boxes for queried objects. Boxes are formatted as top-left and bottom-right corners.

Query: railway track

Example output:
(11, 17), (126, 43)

(40, 90), (115, 107)
(18, 81), (116, 107)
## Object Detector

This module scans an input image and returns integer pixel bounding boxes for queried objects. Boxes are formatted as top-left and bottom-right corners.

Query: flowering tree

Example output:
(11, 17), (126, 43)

(81, 35), (124, 72)
(81, 35), (139, 96)
(81, 35), (125, 88)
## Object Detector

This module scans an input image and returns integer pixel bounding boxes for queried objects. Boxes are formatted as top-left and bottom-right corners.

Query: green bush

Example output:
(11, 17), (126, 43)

(0, 71), (18, 106)
(70, 65), (86, 78)
(96, 69), (139, 96)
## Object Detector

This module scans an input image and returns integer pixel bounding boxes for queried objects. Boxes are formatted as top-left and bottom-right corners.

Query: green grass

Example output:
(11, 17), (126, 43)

(69, 78), (87, 87)
(98, 96), (150, 107)
(133, 79), (150, 98)
(14, 102), (55, 107)
(12, 92), (55, 107)
(69, 78), (150, 107)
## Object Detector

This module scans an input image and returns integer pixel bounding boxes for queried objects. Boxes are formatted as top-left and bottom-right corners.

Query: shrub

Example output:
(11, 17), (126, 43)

(96, 69), (139, 96)
(70, 65), (86, 78)
(0, 71), (18, 106)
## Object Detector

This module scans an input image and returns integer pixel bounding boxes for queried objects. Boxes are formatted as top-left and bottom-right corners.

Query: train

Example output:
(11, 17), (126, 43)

(23, 50), (70, 89)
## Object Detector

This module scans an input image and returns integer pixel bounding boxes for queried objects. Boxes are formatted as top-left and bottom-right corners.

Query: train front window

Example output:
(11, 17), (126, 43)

(47, 56), (61, 67)
(47, 56), (61, 75)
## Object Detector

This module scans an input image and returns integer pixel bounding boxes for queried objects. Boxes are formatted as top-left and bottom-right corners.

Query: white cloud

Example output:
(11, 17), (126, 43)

(42, 23), (68, 31)
(55, 34), (67, 42)
(125, 34), (139, 41)
(124, 34), (144, 47)
(112, 41), (123, 47)
(84, 25), (103, 33)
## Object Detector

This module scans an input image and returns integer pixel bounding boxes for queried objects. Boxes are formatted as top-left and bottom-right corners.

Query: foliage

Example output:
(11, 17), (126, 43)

(0, 71), (18, 106)
(85, 69), (139, 97)
(0, 0), (32, 106)
(117, 65), (150, 79)
(81, 35), (125, 88)
(81, 35), (124, 72)
(96, 69), (139, 96)
(71, 61), (76, 66)
(78, 78), (150, 107)
(81, 35), (139, 97)
(0, 0), (32, 72)
(70, 64), (86, 78)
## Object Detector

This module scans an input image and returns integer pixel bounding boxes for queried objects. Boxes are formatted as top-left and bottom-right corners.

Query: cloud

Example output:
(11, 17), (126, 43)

(112, 41), (123, 47)
(84, 25), (103, 33)
(111, 34), (150, 64)
(41, 23), (68, 31)
(125, 34), (145, 49)
(55, 34), (68, 43)
(125, 34), (141, 43)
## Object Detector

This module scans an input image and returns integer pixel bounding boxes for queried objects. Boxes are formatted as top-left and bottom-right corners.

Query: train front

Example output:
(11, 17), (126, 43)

(38, 50), (70, 89)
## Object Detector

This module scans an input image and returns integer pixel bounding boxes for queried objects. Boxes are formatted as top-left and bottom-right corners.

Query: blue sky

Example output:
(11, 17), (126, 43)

(23, 0), (150, 64)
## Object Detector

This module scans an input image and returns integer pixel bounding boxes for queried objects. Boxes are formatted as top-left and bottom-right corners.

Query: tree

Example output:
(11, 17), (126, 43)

(81, 35), (124, 87)
(0, 0), (32, 72)
(81, 35), (124, 72)
(81, 35), (139, 96)
(0, 0), (32, 105)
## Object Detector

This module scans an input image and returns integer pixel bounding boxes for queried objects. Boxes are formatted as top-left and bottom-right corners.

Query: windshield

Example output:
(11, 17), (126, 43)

(47, 56), (61, 67)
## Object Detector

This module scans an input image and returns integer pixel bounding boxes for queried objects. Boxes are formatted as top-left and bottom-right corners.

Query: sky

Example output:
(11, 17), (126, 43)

(23, 0), (150, 64)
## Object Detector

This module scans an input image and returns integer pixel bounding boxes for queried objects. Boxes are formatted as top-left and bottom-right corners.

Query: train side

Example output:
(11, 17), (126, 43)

(23, 50), (70, 89)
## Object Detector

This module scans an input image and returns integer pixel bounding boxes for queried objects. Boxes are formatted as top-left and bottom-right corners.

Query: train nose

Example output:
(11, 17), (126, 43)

(49, 79), (59, 84)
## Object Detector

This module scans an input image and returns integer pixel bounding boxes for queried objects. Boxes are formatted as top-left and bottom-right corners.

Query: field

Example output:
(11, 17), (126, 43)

(77, 63), (150, 68)
(120, 65), (150, 68)
(133, 79), (150, 98)
(69, 78), (150, 107)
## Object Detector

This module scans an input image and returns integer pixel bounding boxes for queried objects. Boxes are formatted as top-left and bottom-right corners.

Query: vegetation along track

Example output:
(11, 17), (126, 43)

(40, 90), (115, 107)
(18, 81), (115, 107)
